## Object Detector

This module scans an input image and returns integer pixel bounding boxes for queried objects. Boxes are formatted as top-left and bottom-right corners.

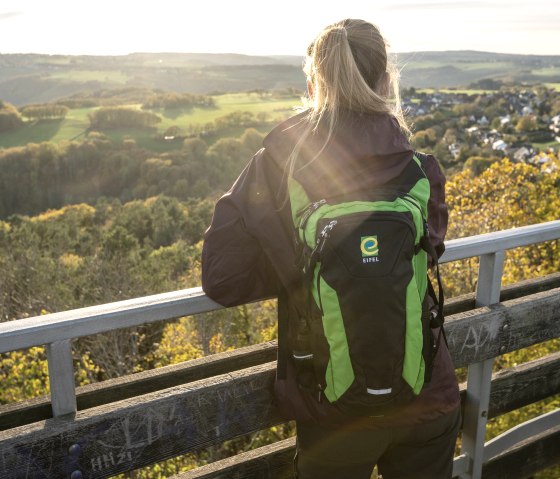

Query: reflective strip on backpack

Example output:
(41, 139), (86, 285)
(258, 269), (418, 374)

(366, 387), (392, 395)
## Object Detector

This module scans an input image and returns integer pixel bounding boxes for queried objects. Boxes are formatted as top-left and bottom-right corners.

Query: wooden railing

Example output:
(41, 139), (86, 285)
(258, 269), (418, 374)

(0, 220), (559, 479)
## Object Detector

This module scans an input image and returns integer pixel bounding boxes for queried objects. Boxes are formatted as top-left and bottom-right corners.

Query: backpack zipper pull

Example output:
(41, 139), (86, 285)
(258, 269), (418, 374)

(298, 199), (328, 250)
(298, 199), (327, 228)
(315, 220), (337, 256)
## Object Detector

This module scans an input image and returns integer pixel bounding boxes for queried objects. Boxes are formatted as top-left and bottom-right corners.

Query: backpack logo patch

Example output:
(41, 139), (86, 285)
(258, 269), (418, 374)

(361, 236), (380, 263)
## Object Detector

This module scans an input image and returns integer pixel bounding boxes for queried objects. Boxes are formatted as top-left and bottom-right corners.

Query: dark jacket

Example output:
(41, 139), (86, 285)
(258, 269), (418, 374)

(202, 110), (460, 428)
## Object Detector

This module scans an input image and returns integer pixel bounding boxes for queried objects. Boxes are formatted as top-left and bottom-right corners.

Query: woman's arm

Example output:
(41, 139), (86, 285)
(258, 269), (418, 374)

(201, 151), (280, 307)
(422, 154), (448, 260)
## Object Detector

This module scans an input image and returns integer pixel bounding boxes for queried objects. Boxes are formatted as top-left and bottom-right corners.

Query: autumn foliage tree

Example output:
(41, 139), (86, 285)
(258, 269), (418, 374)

(0, 100), (24, 132)
(20, 104), (69, 120)
(444, 156), (559, 297)
(88, 107), (161, 130)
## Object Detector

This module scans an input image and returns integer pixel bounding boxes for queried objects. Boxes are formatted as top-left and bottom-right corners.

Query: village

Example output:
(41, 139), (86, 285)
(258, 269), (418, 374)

(402, 85), (560, 172)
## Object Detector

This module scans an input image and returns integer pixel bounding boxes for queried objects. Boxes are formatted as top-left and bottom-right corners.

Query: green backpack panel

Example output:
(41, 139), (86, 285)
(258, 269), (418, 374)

(287, 153), (442, 417)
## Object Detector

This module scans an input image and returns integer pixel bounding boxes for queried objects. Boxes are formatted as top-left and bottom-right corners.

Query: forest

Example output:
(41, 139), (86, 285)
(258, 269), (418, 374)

(0, 81), (559, 477)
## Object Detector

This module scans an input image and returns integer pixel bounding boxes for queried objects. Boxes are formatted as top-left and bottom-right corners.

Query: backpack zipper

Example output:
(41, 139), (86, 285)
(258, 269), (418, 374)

(401, 194), (429, 238)
(297, 199), (327, 248)
(297, 199), (327, 222)
(313, 220), (337, 315)
(315, 220), (338, 255)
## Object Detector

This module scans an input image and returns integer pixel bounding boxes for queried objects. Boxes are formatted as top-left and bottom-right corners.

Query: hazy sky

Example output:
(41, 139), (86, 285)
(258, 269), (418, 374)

(1, 0), (559, 56)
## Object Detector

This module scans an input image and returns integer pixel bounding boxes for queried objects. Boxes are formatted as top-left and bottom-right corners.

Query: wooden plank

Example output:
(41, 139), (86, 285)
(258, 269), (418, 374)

(0, 341), (277, 431)
(0, 363), (282, 479)
(172, 438), (296, 479)
(456, 351), (560, 421)
(439, 220), (560, 263)
(2, 274), (558, 431)
(45, 340), (77, 417)
(0, 287), (223, 354)
(498, 272), (560, 304)
(487, 351), (560, 419)
(484, 410), (560, 462)
(461, 251), (504, 479)
(444, 271), (560, 316)
(2, 220), (559, 356)
(446, 287), (560, 368)
(481, 424), (560, 479)
(0, 290), (559, 478)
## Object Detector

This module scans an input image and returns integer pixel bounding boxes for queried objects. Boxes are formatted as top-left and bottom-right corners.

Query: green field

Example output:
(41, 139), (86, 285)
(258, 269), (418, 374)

(545, 83), (560, 92)
(156, 92), (300, 130)
(417, 88), (492, 95)
(49, 70), (130, 84)
(0, 93), (301, 151)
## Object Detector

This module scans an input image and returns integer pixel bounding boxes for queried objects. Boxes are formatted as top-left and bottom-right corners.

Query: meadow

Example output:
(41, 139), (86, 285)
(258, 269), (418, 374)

(0, 92), (301, 151)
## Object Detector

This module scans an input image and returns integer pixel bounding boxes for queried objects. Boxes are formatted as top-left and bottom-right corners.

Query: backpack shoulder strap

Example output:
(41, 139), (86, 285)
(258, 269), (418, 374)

(413, 150), (431, 170)
(277, 285), (289, 380)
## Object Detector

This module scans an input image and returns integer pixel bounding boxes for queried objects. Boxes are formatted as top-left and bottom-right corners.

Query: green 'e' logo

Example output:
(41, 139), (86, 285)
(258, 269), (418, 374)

(360, 236), (379, 257)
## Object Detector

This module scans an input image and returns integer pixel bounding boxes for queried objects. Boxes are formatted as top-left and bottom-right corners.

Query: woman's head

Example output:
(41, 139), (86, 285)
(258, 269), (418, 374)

(280, 19), (409, 202)
(303, 19), (408, 134)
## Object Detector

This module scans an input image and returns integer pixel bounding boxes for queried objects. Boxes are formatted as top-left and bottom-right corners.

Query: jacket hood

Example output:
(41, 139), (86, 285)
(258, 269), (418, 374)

(263, 109), (414, 199)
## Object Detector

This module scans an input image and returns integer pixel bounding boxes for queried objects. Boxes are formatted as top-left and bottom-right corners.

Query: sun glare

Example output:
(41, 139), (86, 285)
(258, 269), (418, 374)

(0, 0), (559, 55)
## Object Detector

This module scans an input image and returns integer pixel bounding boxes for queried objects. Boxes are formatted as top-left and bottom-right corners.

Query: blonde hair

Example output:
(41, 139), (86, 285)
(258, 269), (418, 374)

(284, 19), (409, 184)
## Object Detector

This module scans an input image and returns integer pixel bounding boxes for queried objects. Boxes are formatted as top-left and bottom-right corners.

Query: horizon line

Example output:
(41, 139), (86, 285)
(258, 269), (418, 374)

(1, 49), (560, 58)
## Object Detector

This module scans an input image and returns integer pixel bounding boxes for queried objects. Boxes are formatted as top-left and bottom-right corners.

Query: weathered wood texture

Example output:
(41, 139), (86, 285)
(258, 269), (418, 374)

(173, 438), (296, 479)
(2, 274), (557, 432)
(444, 271), (560, 316)
(0, 288), (558, 478)
(3, 222), (559, 355)
(456, 351), (560, 422)
(0, 363), (282, 479)
(446, 288), (560, 368)
(0, 287), (222, 354)
(438, 220), (560, 264)
(481, 424), (560, 479)
(487, 351), (560, 419)
(0, 341), (277, 431)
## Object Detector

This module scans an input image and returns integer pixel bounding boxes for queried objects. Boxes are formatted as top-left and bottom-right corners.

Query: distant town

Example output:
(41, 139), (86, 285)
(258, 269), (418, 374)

(403, 85), (559, 172)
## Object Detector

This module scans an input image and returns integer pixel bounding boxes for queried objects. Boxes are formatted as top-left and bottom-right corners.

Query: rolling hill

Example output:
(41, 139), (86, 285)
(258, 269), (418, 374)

(1, 50), (560, 106)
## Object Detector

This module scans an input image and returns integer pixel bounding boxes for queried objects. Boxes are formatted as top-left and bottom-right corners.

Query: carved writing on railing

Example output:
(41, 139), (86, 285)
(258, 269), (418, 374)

(0, 289), (558, 479)
(446, 288), (560, 368)
(0, 363), (281, 479)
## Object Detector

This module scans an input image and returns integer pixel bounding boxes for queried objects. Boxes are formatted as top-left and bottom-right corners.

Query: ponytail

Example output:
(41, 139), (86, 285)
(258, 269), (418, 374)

(281, 19), (410, 205)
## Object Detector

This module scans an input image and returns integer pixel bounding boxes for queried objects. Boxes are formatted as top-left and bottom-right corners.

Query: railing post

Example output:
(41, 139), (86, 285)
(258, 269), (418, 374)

(46, 340), (77, 417)
(460, 251), (505, 478)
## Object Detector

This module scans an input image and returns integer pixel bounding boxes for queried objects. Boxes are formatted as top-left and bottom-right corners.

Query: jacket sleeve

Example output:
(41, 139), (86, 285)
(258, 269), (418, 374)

(423, 154), (448, 261)
(201, 151), (280, 307)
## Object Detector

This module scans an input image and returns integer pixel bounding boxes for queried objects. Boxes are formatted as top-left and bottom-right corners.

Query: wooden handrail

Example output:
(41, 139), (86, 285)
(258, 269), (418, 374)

(0, 221), (559, 479)
(0, 289), (558, 479)
(1, 220), (559, 355)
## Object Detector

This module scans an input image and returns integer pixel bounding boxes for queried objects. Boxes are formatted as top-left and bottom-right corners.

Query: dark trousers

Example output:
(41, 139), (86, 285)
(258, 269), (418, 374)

(294, 407), (461, 479)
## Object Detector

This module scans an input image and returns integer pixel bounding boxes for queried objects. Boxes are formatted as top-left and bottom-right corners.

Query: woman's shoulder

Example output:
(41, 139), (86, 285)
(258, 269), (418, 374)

(262, 110), (310, 160)
(414, 151), (446, 181)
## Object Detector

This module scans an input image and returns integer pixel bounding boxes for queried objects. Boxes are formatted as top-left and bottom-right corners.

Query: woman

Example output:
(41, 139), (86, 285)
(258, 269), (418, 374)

(202, 18), (460, 479)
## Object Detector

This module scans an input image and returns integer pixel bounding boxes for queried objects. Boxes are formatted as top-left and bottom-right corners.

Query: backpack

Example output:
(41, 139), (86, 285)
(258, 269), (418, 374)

(284, 152), (444, 417)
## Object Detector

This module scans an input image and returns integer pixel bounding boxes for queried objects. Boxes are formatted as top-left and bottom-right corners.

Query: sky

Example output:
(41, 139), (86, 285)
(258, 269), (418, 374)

(0, 0), (559, 57)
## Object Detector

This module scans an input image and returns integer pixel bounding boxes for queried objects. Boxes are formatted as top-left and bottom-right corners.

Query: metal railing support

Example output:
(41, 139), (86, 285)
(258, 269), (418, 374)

(46, 340), (77, 417)
(460, 251), (505, 478)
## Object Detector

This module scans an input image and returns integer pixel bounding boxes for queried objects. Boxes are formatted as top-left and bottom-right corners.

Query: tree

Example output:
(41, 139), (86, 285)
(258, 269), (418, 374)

(515, 116), (537, 132)
(20, 104), (69, 121)
(88, 107), (161, 130)
(462, 156), (498, 176)
(0, 101), (24, 132)
(444, 157), (560, 297)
